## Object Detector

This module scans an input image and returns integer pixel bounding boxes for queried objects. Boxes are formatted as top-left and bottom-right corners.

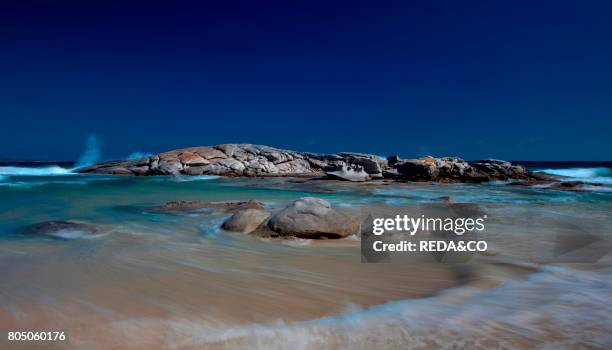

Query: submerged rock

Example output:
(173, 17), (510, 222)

(24, 221), (100, 239)
(153, 199), (265, 214)
(222, 209), (270, 233)
(267, 197), (359, 239)
(437, 196), (455, 204)
(547, 181), (606, 192)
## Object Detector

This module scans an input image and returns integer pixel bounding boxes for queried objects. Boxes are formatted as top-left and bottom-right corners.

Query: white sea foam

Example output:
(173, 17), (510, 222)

(537, 167), (612, 184)
(171, 175), (220, 182)
(281, 238), (311, 247)
(75, 135), (101, 168)
(167, 265), (612, 349)
(0, 165), (73, 176)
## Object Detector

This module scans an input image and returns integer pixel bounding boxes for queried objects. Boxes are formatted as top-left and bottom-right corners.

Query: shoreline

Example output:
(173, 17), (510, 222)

(0, 167), (611, 349)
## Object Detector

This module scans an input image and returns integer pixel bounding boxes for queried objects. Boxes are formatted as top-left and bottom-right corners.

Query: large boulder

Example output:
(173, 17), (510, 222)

(396, 156), (485, 182)
(157, 158), (183, 175)
(337, 153), (385, 178)
(395, 156), (439, 181)
(470, 159), (529, 180)
(267, 197), (359, 239)
(222, 209), (271, 233)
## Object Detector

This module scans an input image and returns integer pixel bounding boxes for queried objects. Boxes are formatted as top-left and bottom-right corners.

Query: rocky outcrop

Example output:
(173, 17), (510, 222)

(471, 159), (530, 180)
(77, 144), (387, 179)
(395, 157), (482, 182)
(222, 209), (270, 233)
(267, 197), (360, 239)
(77, 144), (546, 183)
(336, 153), (384, 178)
(393, 157), (545, 183)
(79, 145), (298, 176)
(23, 220), (100, 239)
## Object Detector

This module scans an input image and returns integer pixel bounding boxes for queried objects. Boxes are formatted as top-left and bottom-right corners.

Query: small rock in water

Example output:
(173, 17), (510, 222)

(152, 199), (265, 214)
(547, 181), (605, 192)
(24, 221), (100, 239)
(222, 209), (271, 233)
(437, 196), (455, 204)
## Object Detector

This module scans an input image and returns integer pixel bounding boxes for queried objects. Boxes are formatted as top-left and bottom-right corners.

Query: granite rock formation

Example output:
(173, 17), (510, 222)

(77, 144), (550, 183)
(267, 197), (360, 239)
(221, 209), (271, 233)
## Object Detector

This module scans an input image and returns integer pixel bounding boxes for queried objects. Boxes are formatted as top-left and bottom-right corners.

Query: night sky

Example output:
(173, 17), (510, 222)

(1, 0), (611, 161)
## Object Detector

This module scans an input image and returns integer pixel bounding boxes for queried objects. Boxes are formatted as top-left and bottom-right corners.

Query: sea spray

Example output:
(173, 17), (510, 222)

(127, 152), (152, 160)
(0, 135), (101, 177)
(0, 165), (72, 176)
(75, 135), (101, 168)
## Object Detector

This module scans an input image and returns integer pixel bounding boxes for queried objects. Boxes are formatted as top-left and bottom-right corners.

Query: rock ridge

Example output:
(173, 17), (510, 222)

(77, 144), (551, 183)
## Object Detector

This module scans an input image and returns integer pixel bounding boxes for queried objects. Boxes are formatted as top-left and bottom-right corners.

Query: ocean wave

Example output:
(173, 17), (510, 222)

(536, 167), (612, 184)
(0, 165), (73, 176)
(170, 175), (221, 182)
(169, 265), (612, 349)
(0, 178), (119, 188)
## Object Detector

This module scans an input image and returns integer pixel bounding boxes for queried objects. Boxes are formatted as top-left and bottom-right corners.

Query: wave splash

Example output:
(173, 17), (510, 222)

(0, 165), (73, 176)
(0, 135), (103, 179)
(75, 135), (101, 168)
(167, 265), (611, 350)
(536, 167), (612, 184)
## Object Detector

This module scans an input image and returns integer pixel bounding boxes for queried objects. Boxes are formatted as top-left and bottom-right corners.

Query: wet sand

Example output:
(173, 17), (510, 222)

(0, 231), (464, 349)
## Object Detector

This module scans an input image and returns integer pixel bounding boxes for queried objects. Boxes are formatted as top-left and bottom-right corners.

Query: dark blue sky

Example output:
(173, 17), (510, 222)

(1, 1), (611, 161)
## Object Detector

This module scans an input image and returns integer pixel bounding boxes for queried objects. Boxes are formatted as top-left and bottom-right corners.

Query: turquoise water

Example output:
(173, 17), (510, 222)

(1, 165), (611, 349)
(1, 170), (611, 236)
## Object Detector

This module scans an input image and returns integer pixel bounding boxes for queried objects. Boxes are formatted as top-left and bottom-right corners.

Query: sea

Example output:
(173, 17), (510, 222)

(0, 160), (611, 349)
